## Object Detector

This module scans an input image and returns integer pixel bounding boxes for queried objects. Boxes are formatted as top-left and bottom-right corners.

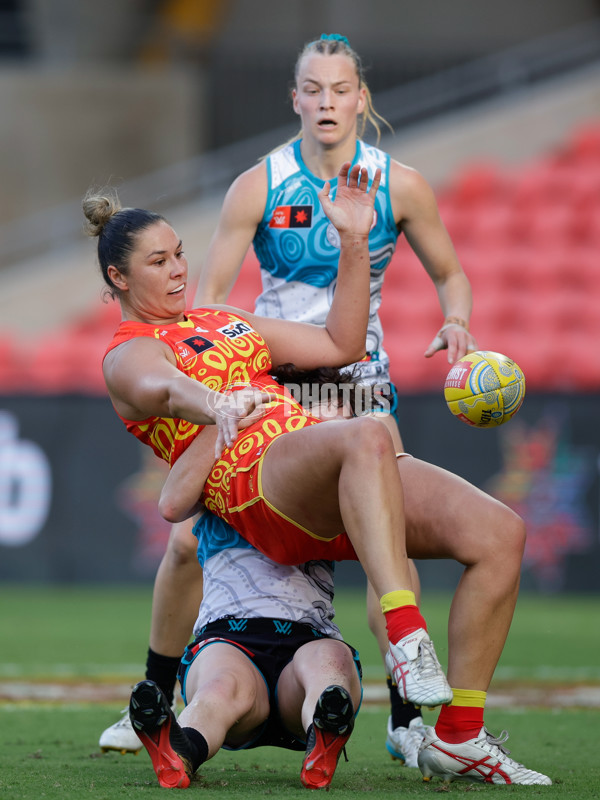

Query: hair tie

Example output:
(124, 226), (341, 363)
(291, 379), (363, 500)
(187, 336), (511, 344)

(320, 33), (350, 46)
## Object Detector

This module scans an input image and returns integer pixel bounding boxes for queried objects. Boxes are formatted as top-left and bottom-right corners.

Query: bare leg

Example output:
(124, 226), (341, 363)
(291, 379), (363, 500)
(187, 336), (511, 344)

(149, 518), (203, 657)
(398, 457), (525, 690)
(366, 561), (420, 660)
(260, 418), (453, 709)
(179, 643), (270, 757)
(261, 416), (411, 597)
(370, 412), (404, 451)
(277, 639), (362, 738)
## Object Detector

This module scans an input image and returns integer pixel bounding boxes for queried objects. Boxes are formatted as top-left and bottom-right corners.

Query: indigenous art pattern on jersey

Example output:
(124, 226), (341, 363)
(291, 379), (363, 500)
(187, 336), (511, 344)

(253, 139), (399, 384)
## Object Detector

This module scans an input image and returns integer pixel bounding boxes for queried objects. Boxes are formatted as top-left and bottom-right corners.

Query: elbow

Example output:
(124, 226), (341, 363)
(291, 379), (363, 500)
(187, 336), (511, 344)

(344, 345), (367, 365)
(332, 345), (366, 369)
(158, 494), (184, 524)
(353, 345), (368, 363)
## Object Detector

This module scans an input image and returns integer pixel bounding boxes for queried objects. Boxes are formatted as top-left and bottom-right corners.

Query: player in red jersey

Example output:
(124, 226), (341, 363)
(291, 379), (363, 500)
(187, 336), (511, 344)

(87, 162), (452, 715)
(86, 163), (550, 786)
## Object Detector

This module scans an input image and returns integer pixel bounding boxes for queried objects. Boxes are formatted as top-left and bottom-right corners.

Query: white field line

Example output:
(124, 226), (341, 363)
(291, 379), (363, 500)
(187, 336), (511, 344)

(2, 681), (600, 707)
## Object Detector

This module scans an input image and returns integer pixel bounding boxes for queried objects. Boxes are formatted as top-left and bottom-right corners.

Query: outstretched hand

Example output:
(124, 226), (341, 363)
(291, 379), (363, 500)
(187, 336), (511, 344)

(318, 162), (381, 238)
(424, 323), (478, 364)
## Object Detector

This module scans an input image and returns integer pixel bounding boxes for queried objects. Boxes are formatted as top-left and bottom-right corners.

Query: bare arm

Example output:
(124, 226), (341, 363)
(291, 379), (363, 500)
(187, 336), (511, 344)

(194, 162), (267, 305)
(105, 163), (378, 459)
(212, 162), (381, 370)
(390, 160), (478, 363)
(103, 337), (271, 456)
(158, 427), (219, 522)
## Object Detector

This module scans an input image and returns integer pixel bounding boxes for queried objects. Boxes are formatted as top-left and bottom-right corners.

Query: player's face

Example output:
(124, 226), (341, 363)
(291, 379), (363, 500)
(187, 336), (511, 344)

(292, 53), (366, 148)
(115, 221), (188, 324)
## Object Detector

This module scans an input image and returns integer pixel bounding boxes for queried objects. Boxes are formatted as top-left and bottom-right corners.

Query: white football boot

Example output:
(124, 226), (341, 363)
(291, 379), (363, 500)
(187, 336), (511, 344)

(385, 628), (453, 708)
(418, 725), (552, 785)
(385, 715), (427, 767)
(99, 707), (143, 754)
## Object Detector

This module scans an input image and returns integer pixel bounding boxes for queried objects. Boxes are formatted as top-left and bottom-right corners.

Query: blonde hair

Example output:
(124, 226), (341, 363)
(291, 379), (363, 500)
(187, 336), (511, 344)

(292, 34), (393, 145)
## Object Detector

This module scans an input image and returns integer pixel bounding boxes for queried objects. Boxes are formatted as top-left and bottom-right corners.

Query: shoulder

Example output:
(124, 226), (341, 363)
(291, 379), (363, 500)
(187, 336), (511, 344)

(227, 160), (268, 201)
(389, 158), (430, 192)
(388, 158), (438, 221)
(356, 141), (390, 177)
(219, 161), (268, 224)
(104, 331), (174, 367)
(102, 334), (176, 403)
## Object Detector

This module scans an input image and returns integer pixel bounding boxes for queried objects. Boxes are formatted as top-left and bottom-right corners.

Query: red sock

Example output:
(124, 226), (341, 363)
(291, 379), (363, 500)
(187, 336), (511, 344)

(384, 605), (427, 644)
(435, 693), (485, 744)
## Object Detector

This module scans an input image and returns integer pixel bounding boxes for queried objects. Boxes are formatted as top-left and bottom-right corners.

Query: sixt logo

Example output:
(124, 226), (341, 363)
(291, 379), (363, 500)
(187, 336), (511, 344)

(217, 321), (253, 339)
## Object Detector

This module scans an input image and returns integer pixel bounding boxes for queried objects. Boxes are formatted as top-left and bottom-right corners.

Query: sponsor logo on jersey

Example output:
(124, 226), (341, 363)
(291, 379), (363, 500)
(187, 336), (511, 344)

(176, 334), (215, 363)
(269, 205), (313, 228)
(217, 320), (253, 339)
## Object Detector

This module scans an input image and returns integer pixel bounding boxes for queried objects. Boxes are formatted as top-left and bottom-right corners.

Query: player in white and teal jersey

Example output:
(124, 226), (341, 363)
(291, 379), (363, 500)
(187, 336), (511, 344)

(254, 138), (397, 387)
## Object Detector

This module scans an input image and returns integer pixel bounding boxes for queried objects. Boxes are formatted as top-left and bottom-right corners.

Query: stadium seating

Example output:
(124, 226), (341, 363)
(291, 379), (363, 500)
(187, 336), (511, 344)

(1, 119), (599, 395)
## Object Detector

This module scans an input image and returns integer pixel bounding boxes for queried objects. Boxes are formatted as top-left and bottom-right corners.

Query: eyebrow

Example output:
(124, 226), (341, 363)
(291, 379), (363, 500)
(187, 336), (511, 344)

(303, 79), (353, 87)
(146, 239), (183, 259)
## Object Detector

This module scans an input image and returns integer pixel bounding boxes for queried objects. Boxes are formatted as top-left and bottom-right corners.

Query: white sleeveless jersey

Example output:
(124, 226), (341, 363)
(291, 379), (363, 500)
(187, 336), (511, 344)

(253, 139), (400, 385)
(193, 547), (342, 640)
(192, 511), (342, 639)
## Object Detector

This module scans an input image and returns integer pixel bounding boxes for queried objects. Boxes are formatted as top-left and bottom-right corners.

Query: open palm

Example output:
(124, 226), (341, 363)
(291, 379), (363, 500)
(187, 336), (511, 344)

(318, 162), (381, 238)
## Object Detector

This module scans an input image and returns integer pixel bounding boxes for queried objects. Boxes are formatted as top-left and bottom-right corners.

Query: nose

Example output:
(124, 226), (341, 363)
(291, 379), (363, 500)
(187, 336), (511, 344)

(320, 89), (334, 109)
(171, 254), (186, 278)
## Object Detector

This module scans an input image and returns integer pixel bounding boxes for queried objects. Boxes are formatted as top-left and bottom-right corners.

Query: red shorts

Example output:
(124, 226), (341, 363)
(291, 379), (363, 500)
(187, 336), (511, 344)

(203, 403), (358, 566)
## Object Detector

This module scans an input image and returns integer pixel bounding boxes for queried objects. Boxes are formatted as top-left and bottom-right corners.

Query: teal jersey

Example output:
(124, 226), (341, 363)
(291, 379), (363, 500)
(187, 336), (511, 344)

(253, 139), (400, 384)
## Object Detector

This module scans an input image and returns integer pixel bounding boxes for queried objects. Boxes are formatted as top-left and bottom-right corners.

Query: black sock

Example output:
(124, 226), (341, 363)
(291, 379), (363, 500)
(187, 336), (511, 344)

(182, 727), (209, 772)
(145, 647), (181, 706)
(387, 677), (423, 729)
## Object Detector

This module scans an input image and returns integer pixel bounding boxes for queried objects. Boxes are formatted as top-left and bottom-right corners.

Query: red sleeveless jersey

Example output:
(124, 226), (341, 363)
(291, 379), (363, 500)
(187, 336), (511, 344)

(104, 307), (356, 565)
(103, 307), (316, 466)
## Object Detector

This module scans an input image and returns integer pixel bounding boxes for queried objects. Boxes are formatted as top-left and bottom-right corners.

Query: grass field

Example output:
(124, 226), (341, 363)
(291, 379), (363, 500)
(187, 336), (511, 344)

(1, 585), (599, 799)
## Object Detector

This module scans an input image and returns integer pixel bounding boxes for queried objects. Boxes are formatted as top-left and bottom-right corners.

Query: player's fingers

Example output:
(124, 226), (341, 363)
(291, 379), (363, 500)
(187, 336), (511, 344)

(337, 161), (352, 183)
(424, 334), (445, 358)
(369, 167), (382, 196)
(448, 331), (477, 363)
(466, 335), (479, 353)
(446, 340), (459, 364)
(215, 427), (225, 459)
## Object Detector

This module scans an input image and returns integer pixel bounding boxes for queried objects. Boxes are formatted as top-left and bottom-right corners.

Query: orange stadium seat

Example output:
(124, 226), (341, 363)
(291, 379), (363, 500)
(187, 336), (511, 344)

(0, 335), (25, 392)
(10, 119), (600, 395)
(564, 120), (600, 164)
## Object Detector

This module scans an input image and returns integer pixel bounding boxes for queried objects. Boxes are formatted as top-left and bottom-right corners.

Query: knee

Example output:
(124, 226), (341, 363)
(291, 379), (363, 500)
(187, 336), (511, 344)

(505, 507), (527, 559)
(483, 503), (526, 567)
(201, 669), (258, 718)
(164, 520), (198, 567)
(312, 641), (357, 678)
(349, 416), (395, 459)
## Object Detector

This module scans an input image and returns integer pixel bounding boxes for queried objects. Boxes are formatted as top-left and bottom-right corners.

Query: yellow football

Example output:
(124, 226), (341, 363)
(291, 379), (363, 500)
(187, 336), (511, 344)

(444, 351), (526, 427)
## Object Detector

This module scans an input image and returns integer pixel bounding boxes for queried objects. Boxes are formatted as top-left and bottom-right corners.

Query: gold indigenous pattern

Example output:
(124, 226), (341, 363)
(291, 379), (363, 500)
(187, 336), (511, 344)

(202, 396), (318, 523)
(105, 308), (318, 469)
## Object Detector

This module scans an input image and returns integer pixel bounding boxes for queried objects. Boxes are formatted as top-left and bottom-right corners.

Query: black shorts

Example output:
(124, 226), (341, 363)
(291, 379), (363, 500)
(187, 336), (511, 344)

(177, 617), (362, 752)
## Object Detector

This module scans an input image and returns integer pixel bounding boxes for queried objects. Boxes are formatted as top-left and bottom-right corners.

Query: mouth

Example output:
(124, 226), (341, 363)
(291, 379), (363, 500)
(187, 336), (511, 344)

(168, 283), (186, 295)
(317, 118), (337, 130)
